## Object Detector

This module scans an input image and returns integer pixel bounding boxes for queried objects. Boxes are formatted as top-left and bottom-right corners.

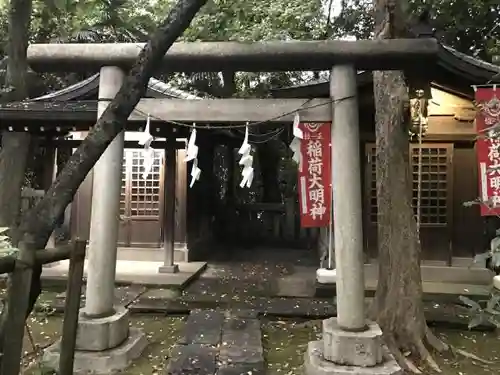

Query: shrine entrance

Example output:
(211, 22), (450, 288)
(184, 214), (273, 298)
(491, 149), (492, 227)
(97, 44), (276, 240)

(118, 149), (164, 247)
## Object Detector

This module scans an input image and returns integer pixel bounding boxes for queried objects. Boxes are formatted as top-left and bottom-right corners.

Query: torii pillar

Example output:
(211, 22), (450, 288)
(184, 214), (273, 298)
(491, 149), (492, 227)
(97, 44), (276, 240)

(304, 65), (402, 375)
(43, 67), (147, 374)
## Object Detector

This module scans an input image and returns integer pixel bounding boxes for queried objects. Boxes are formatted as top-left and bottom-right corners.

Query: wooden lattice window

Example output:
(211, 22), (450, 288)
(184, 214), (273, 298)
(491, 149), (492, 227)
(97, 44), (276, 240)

(120, 159), (128, 216)
(410, 145), (450, 226)
(120, 150), (164, 218)
(366, 144), (452, 227)
(367, 147), (378, 224)
(130, 150), (163, 217)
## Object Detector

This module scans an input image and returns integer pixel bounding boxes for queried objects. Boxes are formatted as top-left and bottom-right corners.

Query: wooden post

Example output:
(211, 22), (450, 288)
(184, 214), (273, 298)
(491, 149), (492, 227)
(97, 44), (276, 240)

(58, 239), (87, 375)
(159, 136), (179, 273)
(174, 149), (188, 260)
(44, 146), (58, 254)
(1, 238), (36, 375)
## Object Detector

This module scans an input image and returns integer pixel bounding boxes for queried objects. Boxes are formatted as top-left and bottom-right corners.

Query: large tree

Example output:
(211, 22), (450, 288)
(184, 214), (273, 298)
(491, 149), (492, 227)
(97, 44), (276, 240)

(371, 0), (448, 372)
(0, 0), (208, 355)
(0, 0), (33, 231)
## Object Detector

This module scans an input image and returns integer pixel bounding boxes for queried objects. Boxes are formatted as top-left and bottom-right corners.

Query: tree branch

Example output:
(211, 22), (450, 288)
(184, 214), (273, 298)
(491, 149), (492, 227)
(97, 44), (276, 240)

(0, 245), (73, 274)
(19, 0), (209, 249)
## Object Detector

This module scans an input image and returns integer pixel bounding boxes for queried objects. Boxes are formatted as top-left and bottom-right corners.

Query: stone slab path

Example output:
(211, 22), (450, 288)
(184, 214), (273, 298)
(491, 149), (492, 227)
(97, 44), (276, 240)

(165, 309), (264, 375)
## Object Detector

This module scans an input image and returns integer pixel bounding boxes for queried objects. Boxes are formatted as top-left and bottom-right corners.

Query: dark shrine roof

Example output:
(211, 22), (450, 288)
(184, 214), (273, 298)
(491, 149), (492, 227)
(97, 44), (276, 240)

(270, 44), (500, 98)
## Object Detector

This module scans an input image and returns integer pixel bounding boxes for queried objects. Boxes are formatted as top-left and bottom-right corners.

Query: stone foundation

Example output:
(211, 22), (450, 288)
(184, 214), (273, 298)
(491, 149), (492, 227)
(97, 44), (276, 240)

(76, 306), (129, 351)
(42, 306), (147, 374)
(43, 327), (147, 375)
(305, 341), (402, 375)
(304, 318), (401, 375)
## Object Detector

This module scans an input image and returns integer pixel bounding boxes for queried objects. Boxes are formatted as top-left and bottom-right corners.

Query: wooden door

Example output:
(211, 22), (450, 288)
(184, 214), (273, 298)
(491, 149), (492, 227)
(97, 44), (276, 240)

(118, 149), (164, 247)
(364, 143), (454, 261)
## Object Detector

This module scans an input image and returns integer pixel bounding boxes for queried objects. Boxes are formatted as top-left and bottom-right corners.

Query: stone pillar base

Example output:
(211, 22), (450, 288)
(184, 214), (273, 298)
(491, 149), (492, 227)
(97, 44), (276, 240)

(304, 318), (402, 375)
(158, 264), (179, 274)
(323, 318), (382, 366)
(304, 341), (402, 375)
(42, 327), (147, 375)
(76, 305), (129, 351)
(493, 275), (500, 290)
(316, 268), (337, 284)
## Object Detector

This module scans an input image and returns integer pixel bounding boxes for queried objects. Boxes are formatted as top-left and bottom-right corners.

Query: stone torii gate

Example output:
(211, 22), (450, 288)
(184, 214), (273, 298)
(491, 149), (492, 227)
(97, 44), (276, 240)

(28, 39), (438, 374)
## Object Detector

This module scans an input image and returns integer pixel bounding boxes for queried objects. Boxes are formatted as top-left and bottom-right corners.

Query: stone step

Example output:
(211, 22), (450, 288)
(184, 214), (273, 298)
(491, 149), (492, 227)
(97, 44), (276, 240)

(218, 315), (264, 374)
(165, 344), (217, 375)
(179, 309), (224, 346)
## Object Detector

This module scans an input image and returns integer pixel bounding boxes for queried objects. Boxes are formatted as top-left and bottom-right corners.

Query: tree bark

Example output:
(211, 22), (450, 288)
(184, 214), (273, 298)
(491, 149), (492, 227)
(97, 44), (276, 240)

(371, 0), (447, 372)
(0, 0), (34, 364)
(0, 0), (208, 358)
(0, 0), (33, 230)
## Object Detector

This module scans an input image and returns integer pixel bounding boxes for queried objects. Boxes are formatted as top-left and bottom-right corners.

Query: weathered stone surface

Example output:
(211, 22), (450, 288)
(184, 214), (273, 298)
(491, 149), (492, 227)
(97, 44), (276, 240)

(217, 362), (265, 375)
(143, 288), (181, 300)
(55, 285), (146, 311)
(165, 344), (217, 375)
(304, 341), (402, 375)
(219, 318), (263, 366)
(75, 306), (130, 351)
(43, 327), (147, 375)
(275, 275), (316, 297)
(225, 308), (259, 319)
(179, 309), (224, 345)
(322, 318), (383, 367)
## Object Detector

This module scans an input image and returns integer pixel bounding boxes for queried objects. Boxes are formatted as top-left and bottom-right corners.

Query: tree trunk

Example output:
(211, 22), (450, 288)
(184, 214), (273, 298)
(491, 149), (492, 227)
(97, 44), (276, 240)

(0, 0), (34, 363)
(371, 0), (447, 372)
(0, 0), (208, 357)
(0, 0), (33, 230)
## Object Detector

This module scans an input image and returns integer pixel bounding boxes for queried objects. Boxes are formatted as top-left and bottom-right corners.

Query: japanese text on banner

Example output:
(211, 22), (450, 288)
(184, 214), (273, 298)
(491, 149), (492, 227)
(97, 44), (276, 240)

(298, 122), (331, 227)
(475, 87), (500, 216)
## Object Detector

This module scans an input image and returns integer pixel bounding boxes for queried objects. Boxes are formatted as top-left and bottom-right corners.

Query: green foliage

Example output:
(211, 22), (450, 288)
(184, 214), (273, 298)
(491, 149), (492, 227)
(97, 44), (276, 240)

(469, 228), (500, 269)
(459, 294), (500, 329)
(0, 227), (18, 257)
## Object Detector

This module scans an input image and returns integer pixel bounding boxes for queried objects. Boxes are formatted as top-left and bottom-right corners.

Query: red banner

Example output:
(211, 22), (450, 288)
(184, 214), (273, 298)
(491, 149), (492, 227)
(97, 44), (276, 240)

(298, 122), (332, 227)
(476, 86), (500, 216)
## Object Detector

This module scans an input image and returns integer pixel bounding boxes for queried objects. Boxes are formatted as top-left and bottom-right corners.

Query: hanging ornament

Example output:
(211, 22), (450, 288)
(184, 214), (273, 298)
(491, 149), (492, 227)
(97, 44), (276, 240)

(185, 125), (201, 187)
(289, 112), (303, 167)
(190, 158), (201, 188)
(184, 126), (199, 162)
(140, 114), (155, 180)
(138, 114), (154, 147)
(238, 124), (254, 188)
(142, 146), (155, 180)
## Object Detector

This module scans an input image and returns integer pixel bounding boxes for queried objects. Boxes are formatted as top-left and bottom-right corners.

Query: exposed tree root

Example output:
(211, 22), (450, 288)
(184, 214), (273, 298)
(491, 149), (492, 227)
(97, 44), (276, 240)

(404, 357), (422, 374)
(383, 327), (449, 374)
(425, 327), (449, 352)
(385, 326), (493, 374)
(452, 346), (493, 365)
(414, 334), (441, 373)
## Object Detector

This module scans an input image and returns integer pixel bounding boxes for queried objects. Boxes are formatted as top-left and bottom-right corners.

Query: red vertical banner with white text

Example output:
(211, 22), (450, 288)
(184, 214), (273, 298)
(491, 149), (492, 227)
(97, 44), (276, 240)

(298, 122), (332, 227)
(475, 86), (500, 216)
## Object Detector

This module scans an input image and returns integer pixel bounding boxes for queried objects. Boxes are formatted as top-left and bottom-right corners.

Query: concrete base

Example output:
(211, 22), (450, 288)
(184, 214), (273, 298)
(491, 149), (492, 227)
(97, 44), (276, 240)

(304, 341), (402, 375)
(158, 264), (179, 274)
(317, 268), (337, 284)
(323, 318), (383, 367)
(493, 275), (500, 290)
(76, 306), (130, 351)
(43, 327), (148, 375)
